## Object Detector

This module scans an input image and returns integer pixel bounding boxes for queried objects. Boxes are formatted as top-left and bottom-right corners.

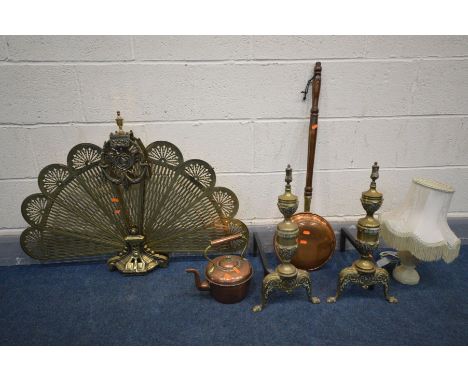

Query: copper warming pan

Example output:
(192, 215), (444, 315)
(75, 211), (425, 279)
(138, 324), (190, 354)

(290, 62), (336, 270)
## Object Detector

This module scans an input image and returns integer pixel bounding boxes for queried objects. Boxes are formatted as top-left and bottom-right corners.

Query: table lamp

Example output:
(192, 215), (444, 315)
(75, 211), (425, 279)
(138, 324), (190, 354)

(380, 178), (461, 285)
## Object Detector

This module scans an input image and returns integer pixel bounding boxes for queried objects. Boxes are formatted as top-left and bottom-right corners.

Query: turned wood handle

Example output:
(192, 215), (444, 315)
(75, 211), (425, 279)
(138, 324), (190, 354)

(304, 62), (322, 212)
(311, 62), (322, 121)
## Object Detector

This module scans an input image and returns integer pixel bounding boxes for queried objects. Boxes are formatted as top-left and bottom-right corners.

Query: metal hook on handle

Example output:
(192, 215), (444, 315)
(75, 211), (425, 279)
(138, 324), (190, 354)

(301, 76), (314, 101)
(301, 61), (322, 102)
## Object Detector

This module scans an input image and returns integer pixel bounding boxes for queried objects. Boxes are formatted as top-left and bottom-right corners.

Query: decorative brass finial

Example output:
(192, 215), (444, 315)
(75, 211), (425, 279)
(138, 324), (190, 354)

(285, 164), (292, 187)
(370, 161), (379, 189)
(115, 111), (124, 134)
(277, 165), (297, 220)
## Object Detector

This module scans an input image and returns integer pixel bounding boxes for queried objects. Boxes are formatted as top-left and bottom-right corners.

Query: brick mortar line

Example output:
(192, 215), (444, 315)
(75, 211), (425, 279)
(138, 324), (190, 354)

(1, 56), (468, 65)
(2, 165), (468, 183)
(3, 213), (468, 233)
(1, 114), (468, 128)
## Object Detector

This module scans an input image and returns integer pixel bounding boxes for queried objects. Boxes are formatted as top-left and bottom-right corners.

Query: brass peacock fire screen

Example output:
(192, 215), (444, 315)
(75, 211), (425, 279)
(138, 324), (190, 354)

(20, 112), (248, 274)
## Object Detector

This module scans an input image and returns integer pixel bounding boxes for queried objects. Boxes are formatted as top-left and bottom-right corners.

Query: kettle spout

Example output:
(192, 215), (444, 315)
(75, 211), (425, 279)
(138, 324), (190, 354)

(185, 268), (210, 291)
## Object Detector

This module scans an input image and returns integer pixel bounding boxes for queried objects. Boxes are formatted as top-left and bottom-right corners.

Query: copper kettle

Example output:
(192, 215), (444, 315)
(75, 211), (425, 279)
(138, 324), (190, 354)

(186, 233), (252, 304)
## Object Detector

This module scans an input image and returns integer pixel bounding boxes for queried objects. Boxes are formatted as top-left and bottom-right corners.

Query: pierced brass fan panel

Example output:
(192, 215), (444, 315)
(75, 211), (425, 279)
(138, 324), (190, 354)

(21, 113), (248, 274)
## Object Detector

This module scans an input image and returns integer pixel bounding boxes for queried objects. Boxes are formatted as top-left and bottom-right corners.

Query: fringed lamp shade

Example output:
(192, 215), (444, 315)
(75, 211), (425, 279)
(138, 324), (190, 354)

(380, 178), (461, 264)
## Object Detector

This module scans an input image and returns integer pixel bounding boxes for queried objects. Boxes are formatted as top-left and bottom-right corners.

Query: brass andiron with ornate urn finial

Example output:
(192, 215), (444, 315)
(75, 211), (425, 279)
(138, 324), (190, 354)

(327, 162), (398, 303)
(252, 165), (320, 312)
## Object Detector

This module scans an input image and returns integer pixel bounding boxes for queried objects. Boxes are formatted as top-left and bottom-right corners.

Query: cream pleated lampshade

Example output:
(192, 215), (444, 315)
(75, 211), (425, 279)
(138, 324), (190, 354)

(380, 178), (461, 263)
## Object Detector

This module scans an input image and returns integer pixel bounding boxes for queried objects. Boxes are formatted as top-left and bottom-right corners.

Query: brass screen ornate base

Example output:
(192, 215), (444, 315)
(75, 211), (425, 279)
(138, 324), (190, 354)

(252, 268), (320, 312)
(327, 261), (397, 303)
(107, 229), (169, 274)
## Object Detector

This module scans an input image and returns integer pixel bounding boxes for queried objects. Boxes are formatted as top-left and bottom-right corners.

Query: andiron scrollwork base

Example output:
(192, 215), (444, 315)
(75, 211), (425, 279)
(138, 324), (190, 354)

(327, 262), (397, 303)
(252, 269), (320, 312)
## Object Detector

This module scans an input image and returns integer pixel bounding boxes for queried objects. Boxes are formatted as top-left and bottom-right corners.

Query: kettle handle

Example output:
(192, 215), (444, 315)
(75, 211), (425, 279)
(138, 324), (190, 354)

(203, 232), (248, 263)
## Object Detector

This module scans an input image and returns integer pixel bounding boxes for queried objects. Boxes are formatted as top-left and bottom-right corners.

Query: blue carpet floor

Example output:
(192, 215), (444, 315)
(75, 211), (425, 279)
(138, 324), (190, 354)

(0, 245), (466, 345)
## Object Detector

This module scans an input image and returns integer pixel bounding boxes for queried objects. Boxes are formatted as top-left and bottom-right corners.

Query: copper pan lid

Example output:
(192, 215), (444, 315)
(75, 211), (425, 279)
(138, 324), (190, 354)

(289, 212), (336, 270)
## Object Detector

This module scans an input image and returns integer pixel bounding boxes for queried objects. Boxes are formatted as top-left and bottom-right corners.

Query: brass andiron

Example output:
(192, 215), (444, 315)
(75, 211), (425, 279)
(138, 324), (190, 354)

(327, 162), (398, 303)
(253, 165), (320, 312)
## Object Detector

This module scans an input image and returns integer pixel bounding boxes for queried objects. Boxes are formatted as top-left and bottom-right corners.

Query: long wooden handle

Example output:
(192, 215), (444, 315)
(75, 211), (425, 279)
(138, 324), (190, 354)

(304, 62), (322, 212)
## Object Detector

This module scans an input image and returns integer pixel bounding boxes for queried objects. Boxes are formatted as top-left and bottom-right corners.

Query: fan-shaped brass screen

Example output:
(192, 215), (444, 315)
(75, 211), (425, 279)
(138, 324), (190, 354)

(20, 112), (248, 274)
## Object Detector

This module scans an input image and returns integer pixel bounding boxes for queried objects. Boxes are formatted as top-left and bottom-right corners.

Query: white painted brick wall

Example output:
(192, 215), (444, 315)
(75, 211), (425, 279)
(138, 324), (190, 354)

(7, 36), (133, 62)
(1, 36), (468, 233)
